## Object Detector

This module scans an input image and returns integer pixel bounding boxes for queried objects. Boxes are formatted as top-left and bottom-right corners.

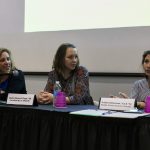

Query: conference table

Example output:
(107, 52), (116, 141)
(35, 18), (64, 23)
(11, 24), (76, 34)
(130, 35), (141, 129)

(0, 104), (150, 150)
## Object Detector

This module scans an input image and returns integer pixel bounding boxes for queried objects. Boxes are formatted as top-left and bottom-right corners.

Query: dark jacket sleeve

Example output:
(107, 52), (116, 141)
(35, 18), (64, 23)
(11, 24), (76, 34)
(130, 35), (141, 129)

(0, 70), (27, 101)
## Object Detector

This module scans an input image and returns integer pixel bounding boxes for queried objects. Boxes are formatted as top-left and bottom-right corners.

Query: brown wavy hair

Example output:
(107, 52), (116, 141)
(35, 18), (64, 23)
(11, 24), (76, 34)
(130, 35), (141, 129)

(52, 43), (80, 76)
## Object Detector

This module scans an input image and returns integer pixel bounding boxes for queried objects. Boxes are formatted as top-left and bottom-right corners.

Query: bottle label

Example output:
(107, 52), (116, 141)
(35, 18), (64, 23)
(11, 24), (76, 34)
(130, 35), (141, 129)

(54, 90), (58, 97)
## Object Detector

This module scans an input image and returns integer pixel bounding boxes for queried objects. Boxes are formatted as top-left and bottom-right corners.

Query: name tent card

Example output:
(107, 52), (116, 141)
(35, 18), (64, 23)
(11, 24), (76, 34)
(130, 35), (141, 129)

(7, 93), (35, 106)
(99, 98), (135, 111)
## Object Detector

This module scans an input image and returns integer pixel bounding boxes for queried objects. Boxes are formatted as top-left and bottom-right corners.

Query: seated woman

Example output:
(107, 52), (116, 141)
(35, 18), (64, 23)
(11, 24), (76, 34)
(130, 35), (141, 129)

(113, 50), (150, 109)
(37, 43), (93, 105)
(0, 48), (27, 101)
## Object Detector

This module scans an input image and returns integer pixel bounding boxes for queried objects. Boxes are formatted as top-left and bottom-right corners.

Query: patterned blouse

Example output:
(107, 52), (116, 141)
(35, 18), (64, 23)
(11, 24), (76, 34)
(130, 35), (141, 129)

(130, 78), (150, 102)
(44, 66), (93, 104)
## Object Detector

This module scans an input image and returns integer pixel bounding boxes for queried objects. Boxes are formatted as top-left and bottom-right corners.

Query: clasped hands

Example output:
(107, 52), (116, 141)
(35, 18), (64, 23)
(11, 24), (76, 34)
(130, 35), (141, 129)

(36, 91), (54, 104)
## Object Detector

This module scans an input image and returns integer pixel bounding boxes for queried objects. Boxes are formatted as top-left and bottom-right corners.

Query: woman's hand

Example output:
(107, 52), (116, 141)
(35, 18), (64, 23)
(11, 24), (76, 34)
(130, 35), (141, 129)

(110, 92), (129, 98)
(36, 91), (53, 104)
(118, 92), (129, 98)
(137, 101), (145, 109)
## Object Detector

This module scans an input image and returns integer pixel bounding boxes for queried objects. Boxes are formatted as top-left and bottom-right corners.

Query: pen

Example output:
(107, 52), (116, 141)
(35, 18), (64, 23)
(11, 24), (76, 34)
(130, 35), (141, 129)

(102, 110), (115, 115)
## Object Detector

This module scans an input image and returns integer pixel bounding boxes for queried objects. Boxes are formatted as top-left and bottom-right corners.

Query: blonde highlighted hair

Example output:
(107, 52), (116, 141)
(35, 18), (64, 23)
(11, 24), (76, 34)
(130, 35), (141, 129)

(0, 48), (16, 71)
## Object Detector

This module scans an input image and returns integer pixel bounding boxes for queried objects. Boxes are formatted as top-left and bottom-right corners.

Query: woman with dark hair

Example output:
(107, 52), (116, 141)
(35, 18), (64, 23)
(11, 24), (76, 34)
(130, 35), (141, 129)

(130, 50), (150, 108)
(116, 50), (150, 109)
(0, 48), (27, 101)
(37, 43), (93, 105)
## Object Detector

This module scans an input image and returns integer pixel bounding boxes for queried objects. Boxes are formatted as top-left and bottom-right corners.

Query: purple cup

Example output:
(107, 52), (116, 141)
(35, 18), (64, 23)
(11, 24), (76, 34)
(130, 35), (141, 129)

(54, 92), (66, 108)
(144, 96), (150, 113)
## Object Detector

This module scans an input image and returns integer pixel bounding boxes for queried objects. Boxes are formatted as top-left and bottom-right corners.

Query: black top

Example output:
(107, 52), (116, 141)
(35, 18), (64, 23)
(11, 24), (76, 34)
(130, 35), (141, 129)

(0, 70), (27, 101)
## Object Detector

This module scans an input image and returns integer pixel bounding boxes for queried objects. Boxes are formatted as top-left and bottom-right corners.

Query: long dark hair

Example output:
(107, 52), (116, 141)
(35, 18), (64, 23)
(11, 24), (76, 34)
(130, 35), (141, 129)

(142, 50), (150, 64)
(52, 43), (80, 75)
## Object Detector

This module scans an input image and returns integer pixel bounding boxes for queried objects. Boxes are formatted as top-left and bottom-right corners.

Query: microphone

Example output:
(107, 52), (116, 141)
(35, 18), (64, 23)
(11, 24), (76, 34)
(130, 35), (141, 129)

(12, 70), (19, 76)
(0, 70), (19, 76)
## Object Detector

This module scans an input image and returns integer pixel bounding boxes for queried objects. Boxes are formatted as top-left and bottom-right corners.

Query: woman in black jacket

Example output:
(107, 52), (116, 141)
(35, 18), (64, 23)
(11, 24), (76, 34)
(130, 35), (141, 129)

(0, 48), (27, 101)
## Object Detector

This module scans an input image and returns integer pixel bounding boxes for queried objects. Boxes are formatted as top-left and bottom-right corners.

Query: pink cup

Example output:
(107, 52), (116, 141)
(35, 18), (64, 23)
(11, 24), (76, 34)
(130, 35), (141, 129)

(144, 96), (150, 113)
(54, 92), (66, 108)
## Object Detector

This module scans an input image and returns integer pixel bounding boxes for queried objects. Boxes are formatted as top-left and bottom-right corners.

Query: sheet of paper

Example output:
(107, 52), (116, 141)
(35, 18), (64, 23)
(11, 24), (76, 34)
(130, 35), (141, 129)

(103, 112), (149, 118)
(70, 109), (108, 116)
(123, 108), (143, 113)
(70, 109), (150, 118)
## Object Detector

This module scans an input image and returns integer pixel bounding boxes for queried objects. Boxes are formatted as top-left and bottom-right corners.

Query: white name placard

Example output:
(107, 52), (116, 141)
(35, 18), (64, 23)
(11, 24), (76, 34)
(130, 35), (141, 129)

(7, 93), (35, 106)
(99, 98), (135, 111)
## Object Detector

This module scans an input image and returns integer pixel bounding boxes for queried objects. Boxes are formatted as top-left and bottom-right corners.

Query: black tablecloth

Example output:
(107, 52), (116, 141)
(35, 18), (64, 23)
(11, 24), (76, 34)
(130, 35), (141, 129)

(0, 104), (150, 150)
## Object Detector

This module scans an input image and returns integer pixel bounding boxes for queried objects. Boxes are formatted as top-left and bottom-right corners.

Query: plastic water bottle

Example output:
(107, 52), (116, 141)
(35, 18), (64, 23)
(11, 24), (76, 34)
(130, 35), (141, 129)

(53, 81), (62, 107)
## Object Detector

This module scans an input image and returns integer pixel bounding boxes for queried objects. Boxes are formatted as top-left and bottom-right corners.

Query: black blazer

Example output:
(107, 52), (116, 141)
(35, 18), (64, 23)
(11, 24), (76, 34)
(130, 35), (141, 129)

(0, 70), (27, 101)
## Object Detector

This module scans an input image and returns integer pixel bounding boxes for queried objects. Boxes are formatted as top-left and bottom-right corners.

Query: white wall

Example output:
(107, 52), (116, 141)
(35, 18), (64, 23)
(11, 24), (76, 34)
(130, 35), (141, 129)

(0, 0), (24, 33)
(1, 0), (150, 73)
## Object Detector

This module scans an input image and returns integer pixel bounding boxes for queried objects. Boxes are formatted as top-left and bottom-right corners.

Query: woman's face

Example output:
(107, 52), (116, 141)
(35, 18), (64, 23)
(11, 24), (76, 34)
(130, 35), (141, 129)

(0, 52), (11, 73)
(64, 47), (78, 72)
(143, 54), (150, 77)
